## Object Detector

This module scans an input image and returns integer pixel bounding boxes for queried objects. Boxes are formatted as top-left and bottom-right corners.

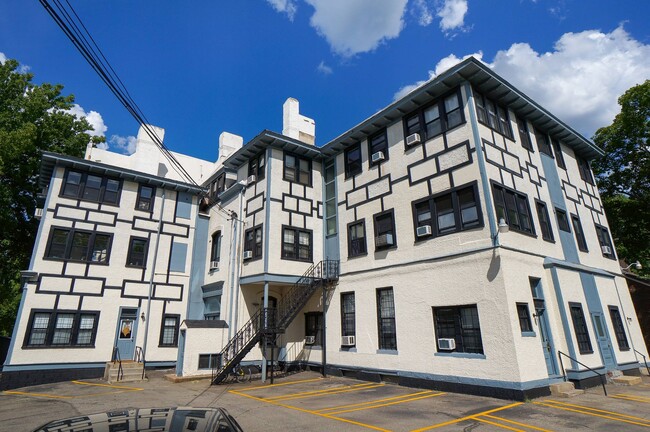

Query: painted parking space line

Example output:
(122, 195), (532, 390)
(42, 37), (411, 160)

(411, 402), (524, 431)
(236, 377), (324, 392)
(315, 390), (435, 413)
(326, 392), (445, 415)
(1, 380), (142, 400)
(474, 416), (524, 432)
(611, 393), (650, 404)
(535, 399), (650, 428)
(266, 382), (382, 401)
(1, 390), (74, 400)
(71, 380), (143, 390)
(483, 414), (552, 432)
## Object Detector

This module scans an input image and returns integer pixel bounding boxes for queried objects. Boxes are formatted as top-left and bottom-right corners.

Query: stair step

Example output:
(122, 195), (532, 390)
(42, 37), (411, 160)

(550, 382), (577, 395)
(556, 389), (585, 398)
(612, 376), (642, 386)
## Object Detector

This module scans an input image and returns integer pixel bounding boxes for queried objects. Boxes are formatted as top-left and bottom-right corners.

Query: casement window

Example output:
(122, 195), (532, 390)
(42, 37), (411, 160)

(433, 305), (483, 354)
(373, 209), (396, 250)
(341, 293), (356, 338)
(284, 153), (311, 186)
(516, 116), (533, 151)
(608, 306), (630, 351)
(535, 200), (554, 242)
(551, 139), (566, 169)
(210, 173), (226, 201)
(516, 303), (533, 333)
(534, 128), (553, 157)
(45, 227), (112, 264)
(324, 159), (337, 236)
(61, 170), (121, 205)
(413, 183), (481, 240)
(24, 310), (99, 348)
(159, 315), (180, 347)
(555, 208), (571, 232)
(281, 226), (312, 262)
(368, 129), (389, 166)
(347, 220), (367, 257)
(491, 183), (534, 235)
(210, 231), (222, 263)
(403, 90), (464, 143)
(377, 288), (397, 350)
(248, 153), (266, 182)
(244, 225), (263, 259)
(198, 353), (221, 370)
(595, 224), (615, 259)
(571, 214), (588, 252)
(569, 303), (593, 354)
(136, 185), (155, 212)
(474, 90), (513, 138)
(344, 144), (362, 178)
(202, 285), (221, 320)
(305, 312), (323, 346)
(127, 237), (148, 267)
(576, 156), (594, 185)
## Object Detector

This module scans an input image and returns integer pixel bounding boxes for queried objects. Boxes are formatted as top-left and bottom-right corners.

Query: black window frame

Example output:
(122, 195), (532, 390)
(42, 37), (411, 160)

(571, 214), (588, 252)
(373, 209), (397, 251)
(535, 200), (554, 242)
(569, 302), (593, 354)
(281, 226), (313, 262)
(347, 219), (367, 258)
(60, 169), (122, 205)
(305, 312), (323, 346)
(283, 152), (312, 186)
(210, 231), (222, 263)
(576, 156), (594, 185)
(248, 153), (266, 183)
(608, 306), (630, 351)
(516, 303), (533, 333)
(159, 314), (180, 347)
(210, 173), (227, 201)
(534, 128), (553, 157)
(44, 227), (113, 264)
(555, 208), (571, 232)
(491, 182), (535, 235)
(23, 309), (100, 348)
(433, 304), (484, 354)
(126, 236), (149, 268)
(376, 288), (397, 351)
(402, 88), (465, 146)
(136, 184), (156, 212)
(344, 143), (362, 178)
(516, 116), (533, 151)
(473, 90), (513, 139)
(551, 138), (566, 169)
(368, 129), (389, 167)
(595, 224), (615, 259)
(198, 353), (221, 370)
(244, 224), (263, 260)
(341, 292), (356, 340)
(412, 182), (482, 241)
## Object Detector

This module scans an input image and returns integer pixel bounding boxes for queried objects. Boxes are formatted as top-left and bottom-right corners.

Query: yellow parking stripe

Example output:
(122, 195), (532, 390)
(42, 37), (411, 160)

(236, 377), (324, 392)
(475, 416), (524, 432)
(266, 382), (375, 401)
(484, 415), (552, 432)
(535, 401), (650, 428)
(328, 392), (445, 415)
(540, 399), (650, 422)
(2, 390), (73, 399)
(316, 390), (434, 413)
(271, 383), (384, 401)
(411, 402), (523, 431)
(71, 380), (143, 391)
(611, 393), (650, 403)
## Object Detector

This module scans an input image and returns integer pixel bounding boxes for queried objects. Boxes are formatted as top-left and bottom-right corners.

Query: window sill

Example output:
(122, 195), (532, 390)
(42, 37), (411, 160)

(43, 257), (110, 266)
(376, 349), (398, 355)
(306, 345), (322, 350)
(159, 344), (178, 348)
(434, 352), (486, 359)
(347, 253), (368, 259)
(340, 347), (357, 352)
(22, 344), (96, 349)
(374, 245), (397, 252)
(280, 257), (314, 263)
(521, 331), (536, 338)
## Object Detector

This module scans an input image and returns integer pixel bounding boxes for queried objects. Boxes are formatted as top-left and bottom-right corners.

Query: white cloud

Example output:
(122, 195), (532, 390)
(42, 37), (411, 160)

(265, 0), (298, 21)
(437, 0), (468, 31)
(316, 60), (333, 75)
(66, 104), (108, 137)
(305, 0), (408, 57)
(0, 52), (6, 64)
(109, 135), (138, 155)
(412, 0), (434, 26)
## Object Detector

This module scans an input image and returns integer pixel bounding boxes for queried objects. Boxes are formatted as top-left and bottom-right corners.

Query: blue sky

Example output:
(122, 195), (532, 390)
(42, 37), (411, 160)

(1, 1), (649, 162)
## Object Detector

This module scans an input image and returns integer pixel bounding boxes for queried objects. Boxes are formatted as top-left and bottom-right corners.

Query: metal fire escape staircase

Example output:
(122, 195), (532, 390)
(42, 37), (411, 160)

(211, 260), (339, 385)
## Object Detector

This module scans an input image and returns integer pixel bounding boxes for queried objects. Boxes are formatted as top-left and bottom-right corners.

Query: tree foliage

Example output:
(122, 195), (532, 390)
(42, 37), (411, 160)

(0, 59), (104, 336)
(592, 80), (650, 277)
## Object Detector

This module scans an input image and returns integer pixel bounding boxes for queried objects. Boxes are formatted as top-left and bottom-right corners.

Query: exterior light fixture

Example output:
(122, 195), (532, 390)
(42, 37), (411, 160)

(621, 261), (642, 271)
(141, 312), (146, 322)
(498, 218), (509, 234)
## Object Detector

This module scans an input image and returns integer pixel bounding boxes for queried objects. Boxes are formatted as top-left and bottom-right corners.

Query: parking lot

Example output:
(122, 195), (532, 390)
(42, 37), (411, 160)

(1, 370), (649, 431)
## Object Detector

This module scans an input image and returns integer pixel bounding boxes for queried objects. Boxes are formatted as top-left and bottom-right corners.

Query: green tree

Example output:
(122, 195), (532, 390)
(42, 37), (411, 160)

(592, 80), (649, 277)
(0, 59), (104, 336)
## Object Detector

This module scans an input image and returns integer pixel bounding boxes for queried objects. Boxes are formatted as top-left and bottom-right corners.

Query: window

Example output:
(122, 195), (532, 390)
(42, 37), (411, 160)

(202, 284), (222, 320)
(491, 183), (534, 235)
(433, 305), (483, 354)
(284, 153), (311, 186)
(210, 173), (227, 201)
(377, 288), (397, 350)
(159, 315), (180, 347)
(551, 139), (566, 169)
(61, 170), (121, 205)
(45, 228), (112, 264)
(516, 303), (533, 333)
(535, 200), (554, 242)
(244, 225), (263, 259)
(569, 303), (593, 354)
(608, 306), (629, 351)
(210, 231), (222, 263)
(577, 156), (594, 185)
(305, 312), (323, 346)
(571, 214), (588, 252)
(368, 130), (388, 166)
(474, 91), (512, 138)
(556, 208), (570, 232)
(344, 144), (362, 178)
(281, 226), (312, 262)
(341, 293), (356, 339)
(413, 183), (482, 240)
(348, 220), (367, 257)
(198, 353), (221, 370)
(248, 153), (265, 182)
(516, 117), (533, 151)
(373, 210), (396, 250)
(24, 310), (99, 348)
(136, 185), (155, 212)
(595, 224), (615, 259)
(534, 128), (553, 157)
(324, 159), (337, 236)
(127, 237), (148, 267)
(403, 89), (464, 143)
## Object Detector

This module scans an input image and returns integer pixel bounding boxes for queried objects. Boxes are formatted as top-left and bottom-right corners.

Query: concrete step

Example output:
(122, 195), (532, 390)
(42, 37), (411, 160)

(612, 376), (642, 386)
(557, 389), (585, 398)
(550, 382), (584, 398)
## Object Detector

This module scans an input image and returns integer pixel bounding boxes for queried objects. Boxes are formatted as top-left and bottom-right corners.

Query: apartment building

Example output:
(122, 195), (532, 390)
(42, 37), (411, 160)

(2, 57), (647, 399)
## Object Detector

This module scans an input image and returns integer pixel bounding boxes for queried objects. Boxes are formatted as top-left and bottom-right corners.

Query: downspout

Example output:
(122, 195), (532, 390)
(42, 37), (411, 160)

(261, 148), (273, 383)
(227, 187), (244, 339)
(231, 186), (246, 337)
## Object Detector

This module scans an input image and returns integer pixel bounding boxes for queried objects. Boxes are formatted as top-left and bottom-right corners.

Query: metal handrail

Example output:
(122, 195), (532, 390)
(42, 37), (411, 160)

(111, 346), (124, 382)
(134, 346), (146, 380)
(634, 349), (650, 376)
(558, 350), (607, 396)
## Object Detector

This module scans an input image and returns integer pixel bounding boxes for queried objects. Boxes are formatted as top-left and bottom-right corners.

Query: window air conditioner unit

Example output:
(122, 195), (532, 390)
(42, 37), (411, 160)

(416, 225), (432, 237)
(305, 336), (316, 345)
(406, 133), (421, 146)
(209, 260), (220, 271)
(375, 233), (394, 247)
(371, 151), (385, 163)
(243, 250), (253, 260)
(601, 245), (612, 255)
(34, 208), (44, 220)
(438, 338), (456, 351)
(247, 175), (256, 185)
(341, 335), (356, 346)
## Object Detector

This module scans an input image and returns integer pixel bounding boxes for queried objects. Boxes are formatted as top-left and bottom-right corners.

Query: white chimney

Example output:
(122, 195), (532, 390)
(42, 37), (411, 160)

(218, 132), (244, 162)
(282, 98), (315, 145)
(132, 124), (165, 176)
